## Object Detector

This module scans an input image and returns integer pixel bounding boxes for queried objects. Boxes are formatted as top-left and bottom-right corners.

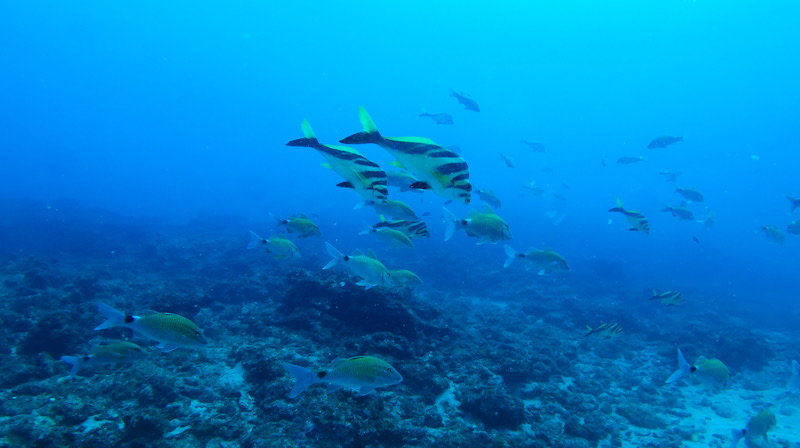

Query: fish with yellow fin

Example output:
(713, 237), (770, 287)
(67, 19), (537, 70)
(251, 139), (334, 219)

(666, 348), (730, 391)
(340, 107), (472, 204)
(442, 205), (511, 244)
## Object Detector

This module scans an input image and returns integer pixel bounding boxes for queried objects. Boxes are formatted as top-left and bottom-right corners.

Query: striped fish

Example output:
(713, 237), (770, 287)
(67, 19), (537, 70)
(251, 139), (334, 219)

(608, 199), (650, 235)
(650, 289), (684, 306)
(340, 108), (472, 204)
(584, 322), (623, 339)
(373, 218), (430, 239)
(287, 119), (389, 204)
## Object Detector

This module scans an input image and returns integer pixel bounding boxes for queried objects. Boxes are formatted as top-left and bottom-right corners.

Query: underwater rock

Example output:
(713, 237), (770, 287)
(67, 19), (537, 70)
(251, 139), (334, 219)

(715, 326), (774, 372)
(616, 404), (667, 429)
(459, 385), (525, 430)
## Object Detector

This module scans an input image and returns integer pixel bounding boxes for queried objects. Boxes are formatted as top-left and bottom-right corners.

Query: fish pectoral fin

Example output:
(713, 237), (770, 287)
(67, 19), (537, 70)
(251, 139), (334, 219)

(358, 386), (376, 396)
(337, 181), (355, 189)
(326, 383), (344, 393)
(409, 181), (432, 190)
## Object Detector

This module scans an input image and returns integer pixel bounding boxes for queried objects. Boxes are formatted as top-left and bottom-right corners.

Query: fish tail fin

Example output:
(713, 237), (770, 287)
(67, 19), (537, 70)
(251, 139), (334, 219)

(442, 207), (459, 242)
(340, 107), (382, 144)
(284, 364), (317, 398)
(503, 244), (518, 268)
(666, 348), (692, 384)
(323, 242), (344, 269)
(60, 356), (84, 377)
(286, 119), (319, 147)
(728, 429), (745, 448)
(94, 303), (125, 331)
(788, 196), (800, 214)
(247, 230), (265, 250)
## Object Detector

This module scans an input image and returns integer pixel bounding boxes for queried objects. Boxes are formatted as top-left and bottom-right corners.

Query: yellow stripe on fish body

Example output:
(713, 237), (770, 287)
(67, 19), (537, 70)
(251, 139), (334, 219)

(341, 108), (471, 204)
(287, 119), (389, 204)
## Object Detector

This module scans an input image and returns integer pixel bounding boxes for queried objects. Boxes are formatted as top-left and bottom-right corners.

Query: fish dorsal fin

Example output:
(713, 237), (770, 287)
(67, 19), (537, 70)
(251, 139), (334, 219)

(138, 310), (158, 316)
(367, 249), (378, 259)
(482, 204), (494, 214)
(378, 214), (387, 222)
(467, 209), (480, 218)
(359, 107), (378, 133)
(695, 356), (708, 365)
(328, 358), (348, 368)
(301, 119), (316, 140)
(278, 233), (288, 239)
(352, 249), (365, 256)
(300, 213), (308, 219)
(615, 198), (623, 208)
(389, 136), (437, 145)
(653, 289), (658, 296)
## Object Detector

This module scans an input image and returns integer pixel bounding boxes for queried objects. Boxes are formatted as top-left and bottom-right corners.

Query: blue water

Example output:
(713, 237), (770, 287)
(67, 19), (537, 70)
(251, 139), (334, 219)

(1, 1), (799, 446)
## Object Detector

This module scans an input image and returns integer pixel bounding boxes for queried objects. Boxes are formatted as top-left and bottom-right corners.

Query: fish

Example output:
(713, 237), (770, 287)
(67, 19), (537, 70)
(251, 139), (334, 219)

(286, 119), (389, 204)
(675, 187), (705, 202)
(388, 269), (423, 287)
(501, 154), (515, 168)
(419, 112), (454, 125)
(787, 221), (800, 235)
(503, 245), (569, 275)
(442, 205), (511, 244)
(608, 199), (650, 234)
(729, 409), (776, 448)
(650, 290), (684, 306)
(666, 348), (730, 391)
(284, 356), (403, 398)
(247, 231), (300, 259)
(341, 108), (472, 204)
(60, 341), (147, 377)
(648, 135), (683, 149)
(659, 171), (681, 182)
(385, 170), (422, 193)
(272, 213), (321, 238)
(449, 89), (480, 112)
(663, 205), (695, 221)
(523, 181), (546, 196)
(323, 242), (393, 289)
(616, 156), (645, 164)
(373, 218), (430, 239)
(761, 225), (785, 244)
(355, 199), (418, 220)
(704, 211), (716, 228)
(692, 236), (700, 244)
(94, 303), (209, 352)
(790, 360), (800, 394)
(476, 188), (502, 209)
(520, 140), (546, 152)
(584, 323), (623, 339)
(359, 227), (414, 249)
(788, 196), (800, 214)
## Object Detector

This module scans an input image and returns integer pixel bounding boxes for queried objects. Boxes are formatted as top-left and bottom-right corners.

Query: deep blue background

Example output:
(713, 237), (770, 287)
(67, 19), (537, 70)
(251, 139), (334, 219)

(1, 1), (798, 323)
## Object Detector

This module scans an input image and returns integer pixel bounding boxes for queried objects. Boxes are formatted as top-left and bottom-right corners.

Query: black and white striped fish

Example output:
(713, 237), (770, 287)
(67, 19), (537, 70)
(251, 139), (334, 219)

(373, 218), (430, 239)
(287, 119), (389, 204)
(340, 108), (472, 205)
(584, 322), (623, 339)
